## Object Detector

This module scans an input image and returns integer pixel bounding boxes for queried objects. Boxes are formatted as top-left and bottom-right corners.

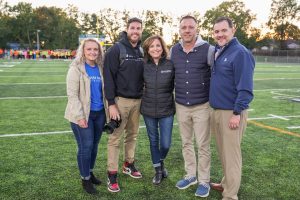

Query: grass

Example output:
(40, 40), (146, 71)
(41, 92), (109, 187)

(0, 60), (299, 200)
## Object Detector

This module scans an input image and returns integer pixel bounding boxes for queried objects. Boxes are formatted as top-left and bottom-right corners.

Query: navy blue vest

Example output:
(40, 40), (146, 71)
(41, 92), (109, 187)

(171, 43), (211, 106)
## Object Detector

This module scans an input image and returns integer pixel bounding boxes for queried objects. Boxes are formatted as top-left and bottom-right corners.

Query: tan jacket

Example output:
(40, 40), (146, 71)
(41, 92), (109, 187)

(64, 62), (109, 124)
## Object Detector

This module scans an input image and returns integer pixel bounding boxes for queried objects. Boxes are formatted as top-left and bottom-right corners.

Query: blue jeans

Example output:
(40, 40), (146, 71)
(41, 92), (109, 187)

(143, 115), (174, 167)
(71, 110), (106, 178)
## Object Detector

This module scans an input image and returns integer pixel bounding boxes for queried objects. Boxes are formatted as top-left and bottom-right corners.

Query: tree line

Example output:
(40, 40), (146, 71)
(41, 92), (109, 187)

(0, 0), (299, 50)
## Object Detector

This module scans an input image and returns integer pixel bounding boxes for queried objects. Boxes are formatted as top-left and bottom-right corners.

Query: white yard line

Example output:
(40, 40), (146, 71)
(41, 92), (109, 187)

(0, 123), (179, 138)
(268, 114), (290, 120)
(0, 65), (15, 67)
(287, 126), (300, 129)
(254, 78), (300, 81)
(247, 115), (300, 121)
(3, 62), (21, 64)
(0, 96), (67, 100)
(0, 75), (65, 77)
(271, 92), (300, 99)
(0, 131), (72, 137)
(254, 88), (299, 92)
(0, 82), (65, 85)
(255, 72), (300, 74)
(247, 117), (275, 120)
(0, 71), (66, 73)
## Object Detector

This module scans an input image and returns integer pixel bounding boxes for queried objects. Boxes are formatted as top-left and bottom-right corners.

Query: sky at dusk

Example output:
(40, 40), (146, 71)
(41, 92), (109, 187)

(8, 0), (275, 27)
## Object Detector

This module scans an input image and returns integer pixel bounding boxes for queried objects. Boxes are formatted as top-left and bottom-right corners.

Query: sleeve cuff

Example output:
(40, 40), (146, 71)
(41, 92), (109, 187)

(107, 99), (115, 106)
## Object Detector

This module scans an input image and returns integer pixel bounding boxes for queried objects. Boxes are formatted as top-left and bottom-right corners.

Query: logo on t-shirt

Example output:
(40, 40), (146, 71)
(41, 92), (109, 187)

(161, 70), (172, 73)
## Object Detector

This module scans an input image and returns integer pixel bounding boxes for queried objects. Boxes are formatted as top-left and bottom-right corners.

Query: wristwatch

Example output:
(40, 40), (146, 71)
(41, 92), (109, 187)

(233, 111), (240, 115)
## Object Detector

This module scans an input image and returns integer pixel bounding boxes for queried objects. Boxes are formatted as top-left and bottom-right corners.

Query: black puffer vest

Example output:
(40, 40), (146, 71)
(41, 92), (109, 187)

(140, 58), (175, 118)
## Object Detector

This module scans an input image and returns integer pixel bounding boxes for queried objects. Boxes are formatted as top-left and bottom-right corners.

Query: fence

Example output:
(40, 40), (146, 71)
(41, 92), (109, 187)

(253, 49), (300, 63)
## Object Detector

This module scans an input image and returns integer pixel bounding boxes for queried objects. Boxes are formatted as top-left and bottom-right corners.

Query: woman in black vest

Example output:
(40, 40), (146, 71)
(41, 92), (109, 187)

(141, 35), (175, 185)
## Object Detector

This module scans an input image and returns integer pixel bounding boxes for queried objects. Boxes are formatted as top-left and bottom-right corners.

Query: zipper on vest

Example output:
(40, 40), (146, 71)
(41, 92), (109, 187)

(155, 65), (158, 116)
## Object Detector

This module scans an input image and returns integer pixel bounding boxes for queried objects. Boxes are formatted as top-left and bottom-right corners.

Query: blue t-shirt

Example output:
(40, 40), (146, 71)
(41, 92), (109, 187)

(85, 63), (104, 111)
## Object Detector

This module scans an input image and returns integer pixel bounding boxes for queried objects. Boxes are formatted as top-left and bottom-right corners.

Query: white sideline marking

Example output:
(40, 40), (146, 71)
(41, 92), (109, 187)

(248, 115), (300, 121)
(248, 117), (275, 120)
(248, 109), (254, 112)
(0, 82), (65, 85)
(268, 114), (290, 120)
(0, 131), (72, 138)
(0, 96), (67, 100)
(287, 126), (300, 129)
(0, 65), (14, 67)
(0, 71), (65, 73)
(0, 75), (65, 77)
(0, 70), (3, 72)
(271, 91), (300, 97)
(0, 123), (179, 138)
(254, 88), (299, 92)
(254, 78), (300, 81)
(255, 72), (300, 74)
(3, 62), (21, 64)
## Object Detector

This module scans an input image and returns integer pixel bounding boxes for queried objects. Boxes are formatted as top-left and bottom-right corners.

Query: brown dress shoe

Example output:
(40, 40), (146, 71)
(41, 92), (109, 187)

(210, 182), (224, 192)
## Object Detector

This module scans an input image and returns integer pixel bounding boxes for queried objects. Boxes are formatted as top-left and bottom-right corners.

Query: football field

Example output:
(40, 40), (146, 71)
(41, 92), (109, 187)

(0, 60), (299, 200)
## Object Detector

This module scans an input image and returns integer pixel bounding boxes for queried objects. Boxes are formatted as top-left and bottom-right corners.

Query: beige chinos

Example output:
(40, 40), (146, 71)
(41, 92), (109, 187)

(107, 97), (141, 171)
(211, 109), (248, 200)
(176, 102), (211, 183)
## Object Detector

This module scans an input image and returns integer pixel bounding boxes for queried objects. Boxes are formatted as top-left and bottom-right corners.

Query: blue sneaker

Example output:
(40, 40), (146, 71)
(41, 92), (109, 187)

(176, 176), (197, 189)
(195, 182), (210, 197)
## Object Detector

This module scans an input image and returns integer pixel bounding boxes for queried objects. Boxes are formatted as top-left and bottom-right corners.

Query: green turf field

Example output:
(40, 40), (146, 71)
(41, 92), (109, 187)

(0, 59), (299, 200)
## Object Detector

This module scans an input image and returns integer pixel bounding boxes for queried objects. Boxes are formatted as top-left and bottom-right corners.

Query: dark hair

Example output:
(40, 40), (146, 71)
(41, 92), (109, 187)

(143, 35), (168, 62)
(214, 16), (234, 28)
(127, 17), (142, 28)
(180, 15), (197, 23)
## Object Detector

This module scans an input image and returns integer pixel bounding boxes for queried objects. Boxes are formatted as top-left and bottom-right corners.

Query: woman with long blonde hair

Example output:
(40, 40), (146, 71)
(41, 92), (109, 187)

(65, 39), (107, 194)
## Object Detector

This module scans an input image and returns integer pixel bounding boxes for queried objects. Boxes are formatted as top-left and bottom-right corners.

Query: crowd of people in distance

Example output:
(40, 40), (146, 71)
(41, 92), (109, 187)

(0, 48), (76, 60)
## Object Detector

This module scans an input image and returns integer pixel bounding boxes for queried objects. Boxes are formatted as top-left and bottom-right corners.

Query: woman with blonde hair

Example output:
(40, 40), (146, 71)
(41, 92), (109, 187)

(65, 39), (108, 194)
(141, 35), (175, 185)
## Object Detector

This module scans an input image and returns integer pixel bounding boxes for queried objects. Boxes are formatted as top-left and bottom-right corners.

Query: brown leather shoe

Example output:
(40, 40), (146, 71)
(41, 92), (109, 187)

(210, 182), (224, 192)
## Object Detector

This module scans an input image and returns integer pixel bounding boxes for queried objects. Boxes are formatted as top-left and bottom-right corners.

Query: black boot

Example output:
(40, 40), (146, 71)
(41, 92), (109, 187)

(90, 172), (102, 185)
(82, 179), (97, 194)
(152, 166), (163, 185)
(161, 160), (168, 178)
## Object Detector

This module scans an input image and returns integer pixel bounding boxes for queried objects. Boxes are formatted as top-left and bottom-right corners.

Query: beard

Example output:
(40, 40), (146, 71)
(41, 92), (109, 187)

(127, 34), (141, 44)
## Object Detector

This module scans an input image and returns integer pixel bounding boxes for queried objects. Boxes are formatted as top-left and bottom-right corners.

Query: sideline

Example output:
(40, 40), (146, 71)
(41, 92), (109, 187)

(0, 82), (65, 85)
(0, 96), (67, 100)
(287, 126), (300, 129)
(0, 125), (148, 138)
(254, 78), (300, 81)
(0, 124), (181, 138)
(0, 65), (15, 67)
(254, 88), (299, 92)
(0, 75), (65, 77)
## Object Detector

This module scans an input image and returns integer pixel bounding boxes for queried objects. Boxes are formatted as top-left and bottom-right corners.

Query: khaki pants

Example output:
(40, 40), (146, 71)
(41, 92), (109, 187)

(107, 97), (141, 171)
(210, 109), (248, 200)
(176, 102), (211, 182)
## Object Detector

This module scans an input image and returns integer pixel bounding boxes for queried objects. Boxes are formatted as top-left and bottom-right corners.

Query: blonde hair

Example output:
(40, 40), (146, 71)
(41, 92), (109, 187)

(143, 35), (169, 62)
(71, 38), (104, 67)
